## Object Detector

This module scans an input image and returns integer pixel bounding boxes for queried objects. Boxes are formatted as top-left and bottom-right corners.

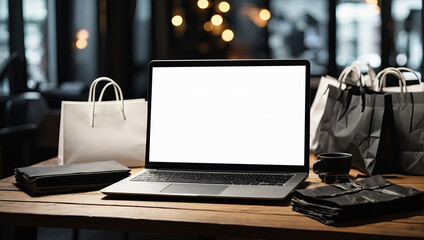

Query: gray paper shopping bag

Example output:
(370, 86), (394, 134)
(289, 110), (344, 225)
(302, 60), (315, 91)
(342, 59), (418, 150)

(377, 67), (424, 175)
(316, 85), (395, 175)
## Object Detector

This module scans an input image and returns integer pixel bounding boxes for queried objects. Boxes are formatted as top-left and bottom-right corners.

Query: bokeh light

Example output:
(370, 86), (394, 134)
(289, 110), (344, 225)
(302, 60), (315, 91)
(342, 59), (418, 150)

(259, 9), (271, 21)
(171, 15), (183, 26)
(203, 22), (213, 31)
(218, 2), (230, 13)
(221, 29), (234, 42)
(76, 39), (88, 49)
(211, 14), (223, 26)
(197, 0), (209, 9)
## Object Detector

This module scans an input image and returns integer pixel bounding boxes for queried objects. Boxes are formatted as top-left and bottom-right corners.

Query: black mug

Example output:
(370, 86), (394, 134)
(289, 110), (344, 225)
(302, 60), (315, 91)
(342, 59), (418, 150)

(313, 152), (352, 183)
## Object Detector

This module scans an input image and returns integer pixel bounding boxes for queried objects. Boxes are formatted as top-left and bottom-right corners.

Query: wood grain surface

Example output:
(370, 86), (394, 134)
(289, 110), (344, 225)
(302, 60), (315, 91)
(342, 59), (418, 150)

(0, 155), (423, 239)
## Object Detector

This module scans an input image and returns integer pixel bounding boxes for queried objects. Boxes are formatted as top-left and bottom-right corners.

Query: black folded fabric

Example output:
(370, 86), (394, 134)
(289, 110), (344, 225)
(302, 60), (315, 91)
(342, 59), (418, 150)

(291, 175), (423, 225)
(15, 161), (131, 195)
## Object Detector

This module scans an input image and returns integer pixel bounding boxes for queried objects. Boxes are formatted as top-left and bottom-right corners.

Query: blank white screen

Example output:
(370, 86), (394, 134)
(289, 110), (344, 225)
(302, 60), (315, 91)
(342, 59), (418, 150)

(149, 65), (305, 166)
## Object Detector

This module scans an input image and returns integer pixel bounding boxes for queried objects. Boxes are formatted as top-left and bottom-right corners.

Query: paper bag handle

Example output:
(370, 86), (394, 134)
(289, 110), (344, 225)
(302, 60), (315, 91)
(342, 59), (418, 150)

(351, 61), (376, 77)
(397, 67), (422, 84)
(89, 77), (126, 127)
(88, 77), (119, 102)
(351, 61), (376, 86)
(377, 67), (406, 92)
(99, 82), (121, 102)
(338, 66), (364, 90)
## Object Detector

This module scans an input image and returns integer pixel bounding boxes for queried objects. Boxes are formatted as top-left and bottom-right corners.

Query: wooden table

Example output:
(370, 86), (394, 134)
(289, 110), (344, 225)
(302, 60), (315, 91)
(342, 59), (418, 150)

(0, 155), (423, 240)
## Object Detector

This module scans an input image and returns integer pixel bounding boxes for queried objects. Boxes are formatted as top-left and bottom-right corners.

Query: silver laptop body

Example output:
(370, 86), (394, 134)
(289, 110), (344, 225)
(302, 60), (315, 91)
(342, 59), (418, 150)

(101, 59), (310, 200)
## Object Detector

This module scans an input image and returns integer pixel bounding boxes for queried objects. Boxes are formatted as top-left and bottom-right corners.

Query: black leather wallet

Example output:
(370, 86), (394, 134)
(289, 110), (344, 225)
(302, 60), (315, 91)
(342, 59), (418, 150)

(15, 161), (131, 195)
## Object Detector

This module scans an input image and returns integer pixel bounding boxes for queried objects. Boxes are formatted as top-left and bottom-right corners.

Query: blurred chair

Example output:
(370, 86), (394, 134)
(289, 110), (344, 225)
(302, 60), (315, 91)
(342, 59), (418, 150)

(0, 54), (52, 178)
(2, 92), (49, 127)
(42, 81), (89, 108)
(0, 92), (50, 178)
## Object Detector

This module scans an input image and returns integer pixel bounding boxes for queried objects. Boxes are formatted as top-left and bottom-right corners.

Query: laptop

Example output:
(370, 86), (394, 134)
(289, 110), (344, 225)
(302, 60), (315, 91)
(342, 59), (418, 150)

(101, 59), (310, 200)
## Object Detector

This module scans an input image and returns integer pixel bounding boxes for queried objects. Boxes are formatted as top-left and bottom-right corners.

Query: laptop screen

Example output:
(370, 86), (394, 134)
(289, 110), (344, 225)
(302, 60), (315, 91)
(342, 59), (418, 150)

(147, 60), (309, 171)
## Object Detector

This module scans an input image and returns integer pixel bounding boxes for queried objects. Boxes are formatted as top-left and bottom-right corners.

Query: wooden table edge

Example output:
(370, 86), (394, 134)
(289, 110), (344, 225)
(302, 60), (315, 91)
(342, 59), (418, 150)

(0, 155), (423, 239)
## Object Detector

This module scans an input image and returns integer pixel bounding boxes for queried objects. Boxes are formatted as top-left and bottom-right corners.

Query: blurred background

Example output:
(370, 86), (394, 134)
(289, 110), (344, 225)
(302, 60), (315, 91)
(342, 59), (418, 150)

(0, 1), (422, 239)
(0, 0), (422, 177)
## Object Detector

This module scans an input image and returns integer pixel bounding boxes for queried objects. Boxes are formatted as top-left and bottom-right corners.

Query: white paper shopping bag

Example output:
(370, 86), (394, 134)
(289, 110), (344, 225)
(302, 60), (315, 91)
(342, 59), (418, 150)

(58, 77), (147, 167)
(310, 75), (340, 152)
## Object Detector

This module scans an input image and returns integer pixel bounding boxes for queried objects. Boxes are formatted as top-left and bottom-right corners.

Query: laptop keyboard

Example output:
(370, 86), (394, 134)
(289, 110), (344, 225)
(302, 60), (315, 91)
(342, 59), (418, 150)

(131, 171), (293, 186)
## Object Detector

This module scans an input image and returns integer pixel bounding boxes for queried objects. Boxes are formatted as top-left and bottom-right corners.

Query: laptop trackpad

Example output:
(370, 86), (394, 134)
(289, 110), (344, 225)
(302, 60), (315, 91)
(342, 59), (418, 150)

(160, 184), (228, 195)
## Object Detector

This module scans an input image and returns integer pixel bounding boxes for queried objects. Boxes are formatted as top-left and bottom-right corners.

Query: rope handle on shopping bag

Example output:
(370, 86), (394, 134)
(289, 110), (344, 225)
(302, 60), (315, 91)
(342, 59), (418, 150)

(99, 81), (126, 120)
(351, 61), (377, 87)
(99, 82), (122, 102)
(338, 65), (366, 103)
(89, 77), (126, 127)
(377, 67), (407, 92)
(351, 61), (377, 79)
(338, 65), (365, 91)
(397, 67), (422, 84)
(91, 81), (126, 127)
(88, 77), (120, 102)
(97, 82), (127, 120)
(336, 65), (368, 112)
